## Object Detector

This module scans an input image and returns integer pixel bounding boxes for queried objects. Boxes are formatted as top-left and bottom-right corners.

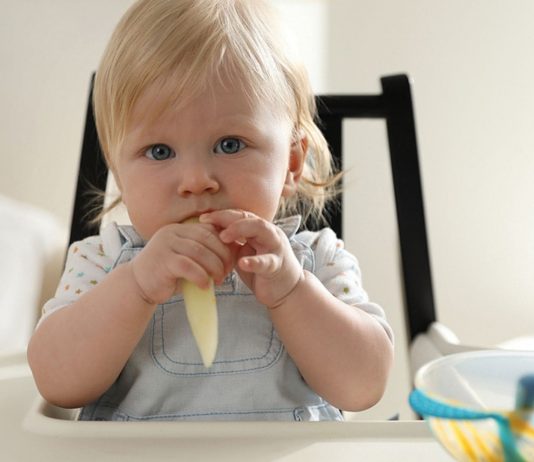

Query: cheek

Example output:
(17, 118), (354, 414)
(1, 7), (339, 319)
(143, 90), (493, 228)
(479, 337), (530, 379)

(118, 176), (136, 209)
(117, 172), (153, 228)
(243, 162), (286, 192)
(119, 165), (156, 206)
(232, 174), (287, 219)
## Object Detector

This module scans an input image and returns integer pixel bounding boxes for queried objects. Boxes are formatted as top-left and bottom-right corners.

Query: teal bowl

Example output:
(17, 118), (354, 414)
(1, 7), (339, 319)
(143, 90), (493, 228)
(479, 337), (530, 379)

(409, 350), (534, 462)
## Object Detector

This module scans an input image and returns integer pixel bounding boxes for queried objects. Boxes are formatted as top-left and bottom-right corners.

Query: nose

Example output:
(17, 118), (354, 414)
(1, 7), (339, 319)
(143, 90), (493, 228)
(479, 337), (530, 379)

(176, 157), (220, 196)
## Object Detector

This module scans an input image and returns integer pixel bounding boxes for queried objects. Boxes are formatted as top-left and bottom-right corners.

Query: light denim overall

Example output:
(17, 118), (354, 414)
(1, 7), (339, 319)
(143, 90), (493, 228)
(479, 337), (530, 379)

(79, 219), (343, 421)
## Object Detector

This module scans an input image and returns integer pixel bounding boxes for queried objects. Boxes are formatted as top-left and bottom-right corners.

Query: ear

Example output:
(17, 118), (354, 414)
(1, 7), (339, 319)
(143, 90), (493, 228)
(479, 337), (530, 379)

(282, 133), (308, 197)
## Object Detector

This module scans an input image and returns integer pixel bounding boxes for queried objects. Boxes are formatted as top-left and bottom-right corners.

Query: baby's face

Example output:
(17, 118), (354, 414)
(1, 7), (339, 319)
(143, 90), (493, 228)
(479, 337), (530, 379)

(114, 81), (302, 240)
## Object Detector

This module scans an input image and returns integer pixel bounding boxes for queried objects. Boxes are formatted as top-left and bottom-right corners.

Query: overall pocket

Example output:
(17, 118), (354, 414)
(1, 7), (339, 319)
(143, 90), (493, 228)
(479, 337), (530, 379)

(151, 292), (284, 376)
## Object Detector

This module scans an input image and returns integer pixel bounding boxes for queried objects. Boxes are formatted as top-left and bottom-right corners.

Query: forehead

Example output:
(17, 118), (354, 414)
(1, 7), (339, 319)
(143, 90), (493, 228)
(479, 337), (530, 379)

(127, 77), (291, 134)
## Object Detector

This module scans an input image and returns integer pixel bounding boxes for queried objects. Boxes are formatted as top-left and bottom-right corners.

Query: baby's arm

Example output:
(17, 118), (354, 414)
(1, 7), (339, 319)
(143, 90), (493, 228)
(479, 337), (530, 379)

(28, 261), (155, 408)
(269, 271), (393, 412)
(27, 222), (233, 408)
(202, 210), (393, 412)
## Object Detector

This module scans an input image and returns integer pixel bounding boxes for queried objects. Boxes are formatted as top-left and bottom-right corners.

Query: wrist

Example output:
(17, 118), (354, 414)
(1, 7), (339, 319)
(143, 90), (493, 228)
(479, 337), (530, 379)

(267, 269), (306, 310)
(124, 262), (157, 306)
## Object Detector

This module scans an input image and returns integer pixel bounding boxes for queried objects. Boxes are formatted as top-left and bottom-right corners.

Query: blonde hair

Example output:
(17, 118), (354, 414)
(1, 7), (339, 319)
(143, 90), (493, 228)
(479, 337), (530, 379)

(93, 0), (340, 226)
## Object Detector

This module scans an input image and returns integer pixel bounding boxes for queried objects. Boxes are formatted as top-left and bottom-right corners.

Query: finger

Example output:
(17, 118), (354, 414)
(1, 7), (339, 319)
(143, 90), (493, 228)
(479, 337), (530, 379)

(166, 255), (212, 289)
(220, 218), (281, 250)
(158, 229), (227, 283)
(168, 224), (234, 277)
(199, 209), (255, 228)
(176, 223), (230, 256)
(200, 210), (255, 246)
(238, 253), (281, 276)
(175, 239), (228, 282)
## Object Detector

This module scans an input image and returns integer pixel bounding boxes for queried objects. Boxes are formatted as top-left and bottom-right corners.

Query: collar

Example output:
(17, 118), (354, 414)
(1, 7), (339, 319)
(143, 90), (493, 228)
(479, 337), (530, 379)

(274, 215), (301, 239)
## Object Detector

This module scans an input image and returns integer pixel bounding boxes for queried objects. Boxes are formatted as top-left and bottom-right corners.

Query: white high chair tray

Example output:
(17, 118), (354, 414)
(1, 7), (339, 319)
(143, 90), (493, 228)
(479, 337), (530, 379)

(1, 359), (451, 461)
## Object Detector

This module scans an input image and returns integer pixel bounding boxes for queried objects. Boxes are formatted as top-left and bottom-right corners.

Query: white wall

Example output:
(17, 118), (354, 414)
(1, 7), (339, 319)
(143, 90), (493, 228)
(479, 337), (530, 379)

(0, 0), (135, 229)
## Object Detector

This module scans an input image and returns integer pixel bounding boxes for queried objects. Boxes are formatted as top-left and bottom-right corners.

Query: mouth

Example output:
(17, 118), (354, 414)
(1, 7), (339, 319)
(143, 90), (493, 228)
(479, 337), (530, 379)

(198, 208), (216, 215)
(181, 209), (215, 222)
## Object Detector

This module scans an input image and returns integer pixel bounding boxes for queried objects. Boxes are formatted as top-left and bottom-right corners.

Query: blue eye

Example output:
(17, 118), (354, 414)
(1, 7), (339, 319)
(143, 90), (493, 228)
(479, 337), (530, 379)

(214, 137), (246, 155)
(146, 144), (174, 160)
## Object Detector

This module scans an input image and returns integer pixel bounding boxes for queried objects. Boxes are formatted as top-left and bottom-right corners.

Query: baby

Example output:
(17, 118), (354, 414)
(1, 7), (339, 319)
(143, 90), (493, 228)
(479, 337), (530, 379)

(28, 0), (394, 421)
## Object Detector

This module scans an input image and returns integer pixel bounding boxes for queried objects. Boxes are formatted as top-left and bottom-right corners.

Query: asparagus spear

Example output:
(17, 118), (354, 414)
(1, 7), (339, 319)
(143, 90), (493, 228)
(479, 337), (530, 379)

(181, 217), (218, 367)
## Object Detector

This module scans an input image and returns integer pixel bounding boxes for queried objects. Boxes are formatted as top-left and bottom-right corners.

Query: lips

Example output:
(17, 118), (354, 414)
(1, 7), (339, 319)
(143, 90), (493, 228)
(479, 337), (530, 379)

(181, 208), (215, 222)
(197, 208), (216, 215)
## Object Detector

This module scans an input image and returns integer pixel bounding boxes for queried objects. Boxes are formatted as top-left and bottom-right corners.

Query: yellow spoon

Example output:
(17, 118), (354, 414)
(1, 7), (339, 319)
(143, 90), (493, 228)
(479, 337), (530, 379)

(181, 217), (218, 367)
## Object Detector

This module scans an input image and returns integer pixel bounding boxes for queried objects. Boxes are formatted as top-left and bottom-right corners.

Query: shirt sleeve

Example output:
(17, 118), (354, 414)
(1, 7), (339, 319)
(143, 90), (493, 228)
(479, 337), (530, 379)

(304, 228), (394, 343)
(38, 235), (114, 326)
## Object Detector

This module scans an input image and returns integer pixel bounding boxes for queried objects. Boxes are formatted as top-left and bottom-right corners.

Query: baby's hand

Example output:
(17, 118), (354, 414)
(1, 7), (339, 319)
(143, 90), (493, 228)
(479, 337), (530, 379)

(199, 210), (303, 308)
(129, 222), (234, 305)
